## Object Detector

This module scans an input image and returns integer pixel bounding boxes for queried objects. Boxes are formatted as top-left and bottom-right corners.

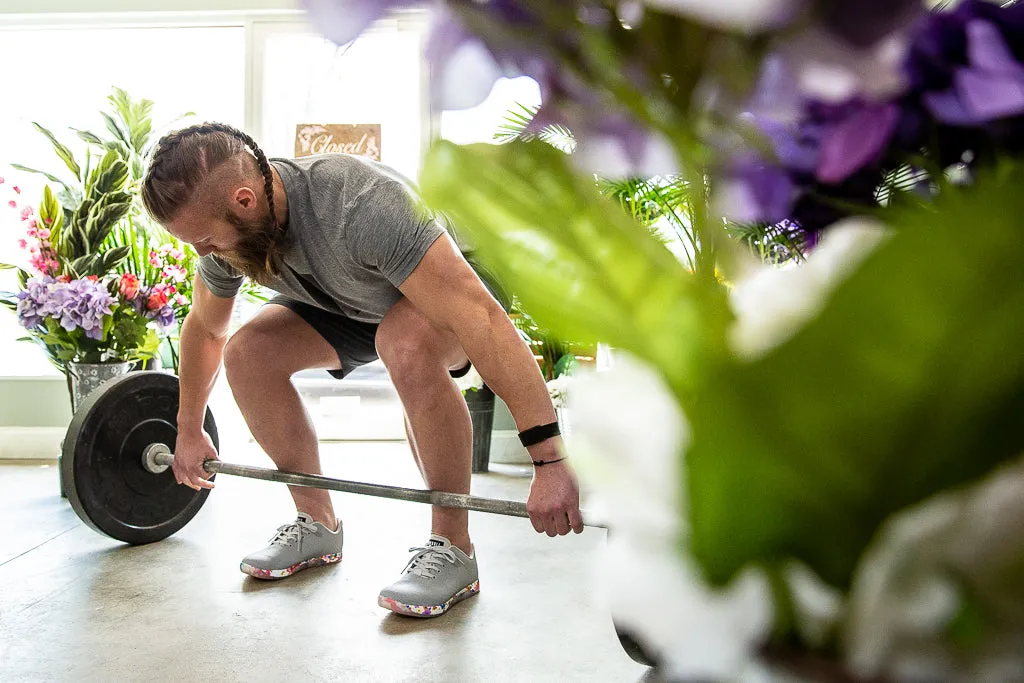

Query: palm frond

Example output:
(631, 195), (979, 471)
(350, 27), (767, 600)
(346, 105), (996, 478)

(494, 102), (576, 152)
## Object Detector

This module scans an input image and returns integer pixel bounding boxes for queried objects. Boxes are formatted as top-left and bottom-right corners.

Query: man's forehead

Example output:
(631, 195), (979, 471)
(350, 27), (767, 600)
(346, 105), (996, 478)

(167, 205), (206, 240)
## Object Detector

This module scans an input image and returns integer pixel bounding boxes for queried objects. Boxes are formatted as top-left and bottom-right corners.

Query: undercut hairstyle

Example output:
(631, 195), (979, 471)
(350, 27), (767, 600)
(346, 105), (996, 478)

(141, 122), (287, 283)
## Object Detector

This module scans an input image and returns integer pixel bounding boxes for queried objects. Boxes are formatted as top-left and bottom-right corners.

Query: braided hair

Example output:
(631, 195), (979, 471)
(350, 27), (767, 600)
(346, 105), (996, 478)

(141, 122), (285, 280)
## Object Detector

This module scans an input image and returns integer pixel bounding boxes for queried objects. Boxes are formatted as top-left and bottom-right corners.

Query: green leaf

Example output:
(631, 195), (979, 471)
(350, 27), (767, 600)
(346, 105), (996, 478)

(73, 128), (105, 147)
(39, 185), (64, 240)
(100, 112), (131, 150)
(99, 245), (131, 272)
(9, 163), (67, 188)
(686, 162), (1024, 590)
(420, 140), (729, 401)
(31, 122), (81, 180)
(69, 254), (96, 278)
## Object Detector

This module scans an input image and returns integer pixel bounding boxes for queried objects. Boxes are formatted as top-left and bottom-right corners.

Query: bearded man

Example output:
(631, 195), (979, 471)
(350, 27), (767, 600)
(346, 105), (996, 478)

(140, 123), (582, 618)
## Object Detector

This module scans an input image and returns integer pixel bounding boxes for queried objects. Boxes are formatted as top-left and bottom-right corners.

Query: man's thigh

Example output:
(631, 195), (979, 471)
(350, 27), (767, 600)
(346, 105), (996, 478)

(228, 301), (351, 376)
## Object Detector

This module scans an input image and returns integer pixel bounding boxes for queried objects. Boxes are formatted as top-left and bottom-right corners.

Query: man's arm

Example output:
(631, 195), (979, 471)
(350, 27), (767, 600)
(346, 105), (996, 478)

(398, 235), (584, 535)
(173, 275), (236, 490)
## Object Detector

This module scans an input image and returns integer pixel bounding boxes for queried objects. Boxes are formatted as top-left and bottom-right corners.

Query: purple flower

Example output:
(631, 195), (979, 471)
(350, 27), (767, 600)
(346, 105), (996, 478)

(816, 102), (900, 183)
(16, 277), (114, 341)
(923, 20), (1024, 126)
(300, 0), (416, 47)
(155, 305), (176, 330)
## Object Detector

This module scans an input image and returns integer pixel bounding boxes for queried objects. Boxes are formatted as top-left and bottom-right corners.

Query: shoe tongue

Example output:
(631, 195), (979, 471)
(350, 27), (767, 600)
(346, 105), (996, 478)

(296, 512), (314, 524)
(426, 534), (451, 548)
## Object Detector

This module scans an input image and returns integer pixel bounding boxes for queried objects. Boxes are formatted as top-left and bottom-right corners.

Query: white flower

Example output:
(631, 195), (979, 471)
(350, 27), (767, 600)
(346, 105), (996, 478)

(642, 0), (796, 34)
(570, 353), (773, 679)
(728, 217), (889, 360)
(844, 458), (1024, 682)
(454, 366), (484, 394)
(546, 374), (572, 409)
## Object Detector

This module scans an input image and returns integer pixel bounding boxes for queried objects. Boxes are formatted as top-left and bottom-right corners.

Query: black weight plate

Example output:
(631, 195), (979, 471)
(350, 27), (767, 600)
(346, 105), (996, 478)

(62, 371), (218, 544)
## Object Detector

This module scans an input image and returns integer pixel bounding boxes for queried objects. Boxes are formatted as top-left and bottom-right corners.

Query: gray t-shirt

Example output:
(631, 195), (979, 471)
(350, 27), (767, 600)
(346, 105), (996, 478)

(198, 154), (447, 323)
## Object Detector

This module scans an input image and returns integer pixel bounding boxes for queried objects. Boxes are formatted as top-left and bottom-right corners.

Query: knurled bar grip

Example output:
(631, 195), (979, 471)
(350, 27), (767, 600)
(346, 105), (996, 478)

(151, 451), (606, 528)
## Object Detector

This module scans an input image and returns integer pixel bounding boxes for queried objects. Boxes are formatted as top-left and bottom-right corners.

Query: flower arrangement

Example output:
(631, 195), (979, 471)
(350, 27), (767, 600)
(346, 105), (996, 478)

(2, 88), (196, 377)
(305, 1), (1024, 680)
(14, 274), (160, 364)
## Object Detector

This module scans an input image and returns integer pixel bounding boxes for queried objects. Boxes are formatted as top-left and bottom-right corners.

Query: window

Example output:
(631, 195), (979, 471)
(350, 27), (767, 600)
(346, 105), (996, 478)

(255, 21), (426, 180)
(440, 76), (542, 145)
(0, 24), (245, 376)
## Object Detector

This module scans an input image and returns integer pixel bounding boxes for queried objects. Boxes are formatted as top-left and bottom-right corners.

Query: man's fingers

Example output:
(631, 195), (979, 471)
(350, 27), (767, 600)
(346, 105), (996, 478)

(554, 513), (571, 536)
(194, 477), (215, 490)
(529, 512), (545, 534)
(568, 508), (585, 534)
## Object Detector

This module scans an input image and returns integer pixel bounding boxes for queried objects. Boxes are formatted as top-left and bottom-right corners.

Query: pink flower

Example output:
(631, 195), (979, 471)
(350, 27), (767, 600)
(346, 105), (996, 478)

(13, 185), (20, 194)
(170, 248), (185, 260)
(7, 200), (15, 208)
(0, 176), (4, 184)
(161, 264), (187, 283)
(17, 239), (27, 249)
(37, 228), (49, 239)
(147, 289), (169, 311)
(119, 273), (140, 299)
(173, 293), (189, 306)
(43, 217), (52, 225)
(20, 206), (33, 220)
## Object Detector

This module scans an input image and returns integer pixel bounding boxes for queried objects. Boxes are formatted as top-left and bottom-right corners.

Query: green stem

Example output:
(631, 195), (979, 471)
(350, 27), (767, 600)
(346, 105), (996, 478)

(766, 563), (802, 648)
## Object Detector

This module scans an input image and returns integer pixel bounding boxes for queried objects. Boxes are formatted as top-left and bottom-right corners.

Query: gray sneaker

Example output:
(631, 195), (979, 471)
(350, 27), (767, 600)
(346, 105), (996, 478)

(377, 534), (480, 617)
(239, 512), (343, 580)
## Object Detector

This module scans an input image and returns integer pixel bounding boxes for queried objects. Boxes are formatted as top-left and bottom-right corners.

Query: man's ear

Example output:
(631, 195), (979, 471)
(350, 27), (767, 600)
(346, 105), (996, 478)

(233, 186), (258, 210)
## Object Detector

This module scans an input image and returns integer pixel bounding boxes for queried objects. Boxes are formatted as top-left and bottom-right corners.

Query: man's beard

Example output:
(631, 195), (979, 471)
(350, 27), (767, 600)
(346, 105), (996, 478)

(216, 210), (288, 286)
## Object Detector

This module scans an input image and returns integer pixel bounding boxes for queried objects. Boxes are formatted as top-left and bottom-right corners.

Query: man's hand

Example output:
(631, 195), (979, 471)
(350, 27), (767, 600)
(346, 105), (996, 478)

(527, 458), (584, 536)
(173, 429), (219, 491)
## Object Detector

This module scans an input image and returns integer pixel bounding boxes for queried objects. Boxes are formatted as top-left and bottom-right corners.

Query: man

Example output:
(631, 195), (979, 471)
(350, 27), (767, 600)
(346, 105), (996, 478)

(140, 122), (582, 618)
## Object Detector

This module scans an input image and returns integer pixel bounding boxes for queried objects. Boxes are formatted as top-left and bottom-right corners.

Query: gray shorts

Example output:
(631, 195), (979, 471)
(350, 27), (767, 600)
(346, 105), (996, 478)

(269, 259), (510, 380)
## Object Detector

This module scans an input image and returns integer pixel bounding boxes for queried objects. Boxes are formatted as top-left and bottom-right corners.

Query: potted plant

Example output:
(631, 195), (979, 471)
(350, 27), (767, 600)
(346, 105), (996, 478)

(454, 366), (496, 473)
(1, 87), (196, 407)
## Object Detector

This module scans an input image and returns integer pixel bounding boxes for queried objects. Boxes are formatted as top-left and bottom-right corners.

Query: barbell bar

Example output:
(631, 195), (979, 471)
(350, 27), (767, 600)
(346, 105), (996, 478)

(144, 445), (604, 527)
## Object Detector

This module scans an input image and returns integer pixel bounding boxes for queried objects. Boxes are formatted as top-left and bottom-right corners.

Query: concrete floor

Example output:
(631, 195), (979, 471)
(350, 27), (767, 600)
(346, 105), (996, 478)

(0, 438), (654, 682)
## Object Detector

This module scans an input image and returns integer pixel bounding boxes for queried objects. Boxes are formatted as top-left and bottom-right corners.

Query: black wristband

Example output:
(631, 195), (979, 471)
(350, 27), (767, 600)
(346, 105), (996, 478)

(532, 456), (566, 467)
(518, 421), (560, 448)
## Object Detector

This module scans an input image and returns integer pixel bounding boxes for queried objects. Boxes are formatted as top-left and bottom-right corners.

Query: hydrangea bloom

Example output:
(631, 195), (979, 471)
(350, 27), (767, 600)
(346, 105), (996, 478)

(16, 277), (115, 340)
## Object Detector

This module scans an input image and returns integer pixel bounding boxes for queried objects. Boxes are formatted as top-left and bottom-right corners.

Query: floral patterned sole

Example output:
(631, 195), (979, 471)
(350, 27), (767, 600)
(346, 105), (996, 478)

(377, 580), (480, 618)
(239, 552), (343, 580)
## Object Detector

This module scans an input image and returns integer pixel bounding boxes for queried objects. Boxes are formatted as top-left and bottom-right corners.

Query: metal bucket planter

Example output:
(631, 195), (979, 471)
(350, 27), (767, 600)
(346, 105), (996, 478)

(58, 361), (135, 498)
(465, 385), (496, 473)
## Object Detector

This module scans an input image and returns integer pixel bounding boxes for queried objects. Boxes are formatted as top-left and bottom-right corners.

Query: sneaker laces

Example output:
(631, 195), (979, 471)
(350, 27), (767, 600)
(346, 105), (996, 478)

(403, 546), (461, 579)
(268, 518), (319, 552)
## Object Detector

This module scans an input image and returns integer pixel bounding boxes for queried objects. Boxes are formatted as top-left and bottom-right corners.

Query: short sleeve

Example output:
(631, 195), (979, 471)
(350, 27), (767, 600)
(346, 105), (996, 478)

(197, 254), (245, 298)
(346, 182), (446, 287)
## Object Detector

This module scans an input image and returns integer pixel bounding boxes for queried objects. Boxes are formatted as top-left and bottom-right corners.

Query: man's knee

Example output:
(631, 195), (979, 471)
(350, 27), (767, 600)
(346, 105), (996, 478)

(376, 319), (448, 383)
(223, 325), (281, 383)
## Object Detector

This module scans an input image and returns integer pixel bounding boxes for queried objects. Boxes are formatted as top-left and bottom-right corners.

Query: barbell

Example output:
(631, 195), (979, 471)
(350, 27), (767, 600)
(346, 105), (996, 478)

(61, 371), (605, 544)
(60, 371), (651, 666)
